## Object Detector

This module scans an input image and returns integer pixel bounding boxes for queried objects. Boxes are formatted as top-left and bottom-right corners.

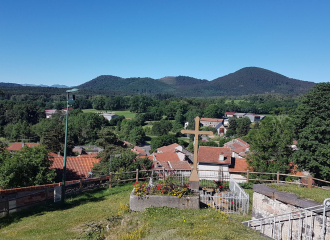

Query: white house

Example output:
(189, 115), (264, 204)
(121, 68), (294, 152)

(197, 146), (232, 180)
(99, 112), (118, 121)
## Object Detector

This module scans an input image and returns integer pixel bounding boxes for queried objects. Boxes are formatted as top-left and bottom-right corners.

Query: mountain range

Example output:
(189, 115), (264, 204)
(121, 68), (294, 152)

(1, 67), (316, 97)
(77, 67), (316, 96)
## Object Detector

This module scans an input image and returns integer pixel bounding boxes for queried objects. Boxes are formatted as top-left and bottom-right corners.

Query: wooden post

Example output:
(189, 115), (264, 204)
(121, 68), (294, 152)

(218, 168), (221, 181)
(277, 172), (280, 184)
(109, 172), (112, 188)
(163, 167), (165, 183)
(4, 199), (9, 216)
(79, 179), (83, 192)
(136, 169), (139, 183)
(307, 175), (313, 189)
(45, 188), (48, 204)
(246, 170), (249, 183)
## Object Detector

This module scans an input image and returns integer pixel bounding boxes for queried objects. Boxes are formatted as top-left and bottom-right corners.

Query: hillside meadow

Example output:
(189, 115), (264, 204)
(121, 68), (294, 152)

(0, 184), (266, 240)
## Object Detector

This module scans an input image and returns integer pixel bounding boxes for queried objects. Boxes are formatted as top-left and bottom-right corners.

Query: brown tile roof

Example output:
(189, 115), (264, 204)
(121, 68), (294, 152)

(157, 143), (180, 153)
(229, 158), (248, 172)
(198, 146), (231, 164)
(50, 156), (101, 181)
(7, 142), (40, 151)
(154, 152), (180, 162)
(200, 118), (223, 122)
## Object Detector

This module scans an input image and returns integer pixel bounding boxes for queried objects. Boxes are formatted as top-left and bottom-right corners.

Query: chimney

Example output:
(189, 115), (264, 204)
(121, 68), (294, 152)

(219, 152), (224, 162)
(22, 142), (24, 147)
(58, 152), (61, 157)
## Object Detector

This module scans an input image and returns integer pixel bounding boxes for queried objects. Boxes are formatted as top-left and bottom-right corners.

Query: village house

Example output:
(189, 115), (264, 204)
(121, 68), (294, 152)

(200, 118), (224, 128)
(197, 146), (232, 179)
(45, 108), (73, 118)
(49, 155), (101, 182)
(98, 112), (118, 121)
(223, 138), (250, 158)
(215, 122), (227, 136)
(151, 143), (192, 173)
(7, 142), (40, 152)
(131, 146), (147, 156)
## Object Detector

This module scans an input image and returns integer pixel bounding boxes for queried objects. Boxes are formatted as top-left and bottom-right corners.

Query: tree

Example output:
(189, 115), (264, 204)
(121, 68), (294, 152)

(204, 104), (224, 118)
(292, 83), (330, 180)
(246, 117), (294, 175)
(237, 117), (251, 137)
(228, 118), (238, 132)
(0, 145), (56, 189)
(128, 127), (145, 146)
(152, 120), (172, 136)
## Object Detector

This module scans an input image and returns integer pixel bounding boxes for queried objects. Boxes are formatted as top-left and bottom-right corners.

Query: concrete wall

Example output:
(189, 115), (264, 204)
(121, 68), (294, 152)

(252, 184), (330, 239)
(130, 190), (200, 211)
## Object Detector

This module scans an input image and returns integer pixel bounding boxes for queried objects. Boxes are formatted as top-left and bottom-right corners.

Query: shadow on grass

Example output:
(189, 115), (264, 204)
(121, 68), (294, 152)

(0, 183), (132, 228)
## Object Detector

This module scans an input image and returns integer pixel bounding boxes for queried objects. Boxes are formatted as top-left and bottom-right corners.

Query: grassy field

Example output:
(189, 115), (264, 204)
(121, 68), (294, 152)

(268, 184), (330, 203)
(0, 184), (266, 240)
(82, 109), (136, 119)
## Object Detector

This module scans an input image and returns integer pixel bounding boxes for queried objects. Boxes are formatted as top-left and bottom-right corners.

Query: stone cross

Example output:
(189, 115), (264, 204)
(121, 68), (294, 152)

(181, 116), (213, 190)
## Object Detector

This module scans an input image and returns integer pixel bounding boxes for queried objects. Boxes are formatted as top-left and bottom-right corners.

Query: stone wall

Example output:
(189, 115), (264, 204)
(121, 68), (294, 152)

(252, 184), (330, 239)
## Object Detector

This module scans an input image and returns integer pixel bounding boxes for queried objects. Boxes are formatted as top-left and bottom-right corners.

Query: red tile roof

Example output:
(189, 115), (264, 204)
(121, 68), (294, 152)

(236, 138), (249, 146)
(137, 155), (153, 161)
(229, 158), (248, 172)
(200, 118), (223, 122)
(225, 112), (236, 115)
(169, 161), (192, 170)
(50, 156), (101, 181)
(153, 160), (191, 170)
(198, 146), (231, 164)
(154, 152), (180, 162)
(157, 143), (180, 153)
(7, 142), (40, 151)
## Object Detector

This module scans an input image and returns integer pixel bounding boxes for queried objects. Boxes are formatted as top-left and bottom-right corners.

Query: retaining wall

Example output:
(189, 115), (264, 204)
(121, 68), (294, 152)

(253, 184), (330, 239)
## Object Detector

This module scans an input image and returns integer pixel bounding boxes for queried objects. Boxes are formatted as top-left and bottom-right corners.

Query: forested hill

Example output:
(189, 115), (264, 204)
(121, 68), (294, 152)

(78, 75), (176, 94)
(178, 67), (316, 97)
(1, 67), (316, 97)
(77, 67), (315, 96)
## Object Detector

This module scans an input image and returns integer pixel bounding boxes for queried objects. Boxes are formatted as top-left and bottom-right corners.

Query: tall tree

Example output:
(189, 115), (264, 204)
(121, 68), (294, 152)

(0, 145), (56, 189)
(246, 117), (294, 174)
(292, 83), (330, 180)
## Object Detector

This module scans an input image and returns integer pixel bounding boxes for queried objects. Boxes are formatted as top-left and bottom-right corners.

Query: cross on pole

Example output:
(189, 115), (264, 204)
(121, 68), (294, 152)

(181, 116), (213, 191)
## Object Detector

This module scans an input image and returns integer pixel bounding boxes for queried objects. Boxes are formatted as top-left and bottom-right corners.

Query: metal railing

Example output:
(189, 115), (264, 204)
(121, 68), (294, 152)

(242, 198), (330, 240)
(200, 174), (249, 214)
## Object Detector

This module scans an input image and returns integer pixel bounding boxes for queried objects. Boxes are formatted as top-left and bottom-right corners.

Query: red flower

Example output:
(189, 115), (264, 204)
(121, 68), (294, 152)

(162, 190), (165, 193)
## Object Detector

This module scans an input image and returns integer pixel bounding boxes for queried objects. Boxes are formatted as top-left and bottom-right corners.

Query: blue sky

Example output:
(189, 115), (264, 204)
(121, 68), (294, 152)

(0, 0), (329, 86)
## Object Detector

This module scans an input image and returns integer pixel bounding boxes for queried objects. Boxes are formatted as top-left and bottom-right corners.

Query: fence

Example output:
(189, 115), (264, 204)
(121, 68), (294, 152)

(1, 169), (330, 217)
(242, 198), (330, 240)
(200, 174), (249, 214)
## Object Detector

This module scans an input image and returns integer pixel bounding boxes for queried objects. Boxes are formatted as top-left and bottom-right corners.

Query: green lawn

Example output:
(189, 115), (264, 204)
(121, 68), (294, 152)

(82, 109), (136, 119)
(0, 184), (266, 240)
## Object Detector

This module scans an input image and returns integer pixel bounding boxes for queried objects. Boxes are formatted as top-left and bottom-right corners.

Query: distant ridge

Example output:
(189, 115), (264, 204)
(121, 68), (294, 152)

(1, 67), (316, 96)
(76, 67), (315, 96)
